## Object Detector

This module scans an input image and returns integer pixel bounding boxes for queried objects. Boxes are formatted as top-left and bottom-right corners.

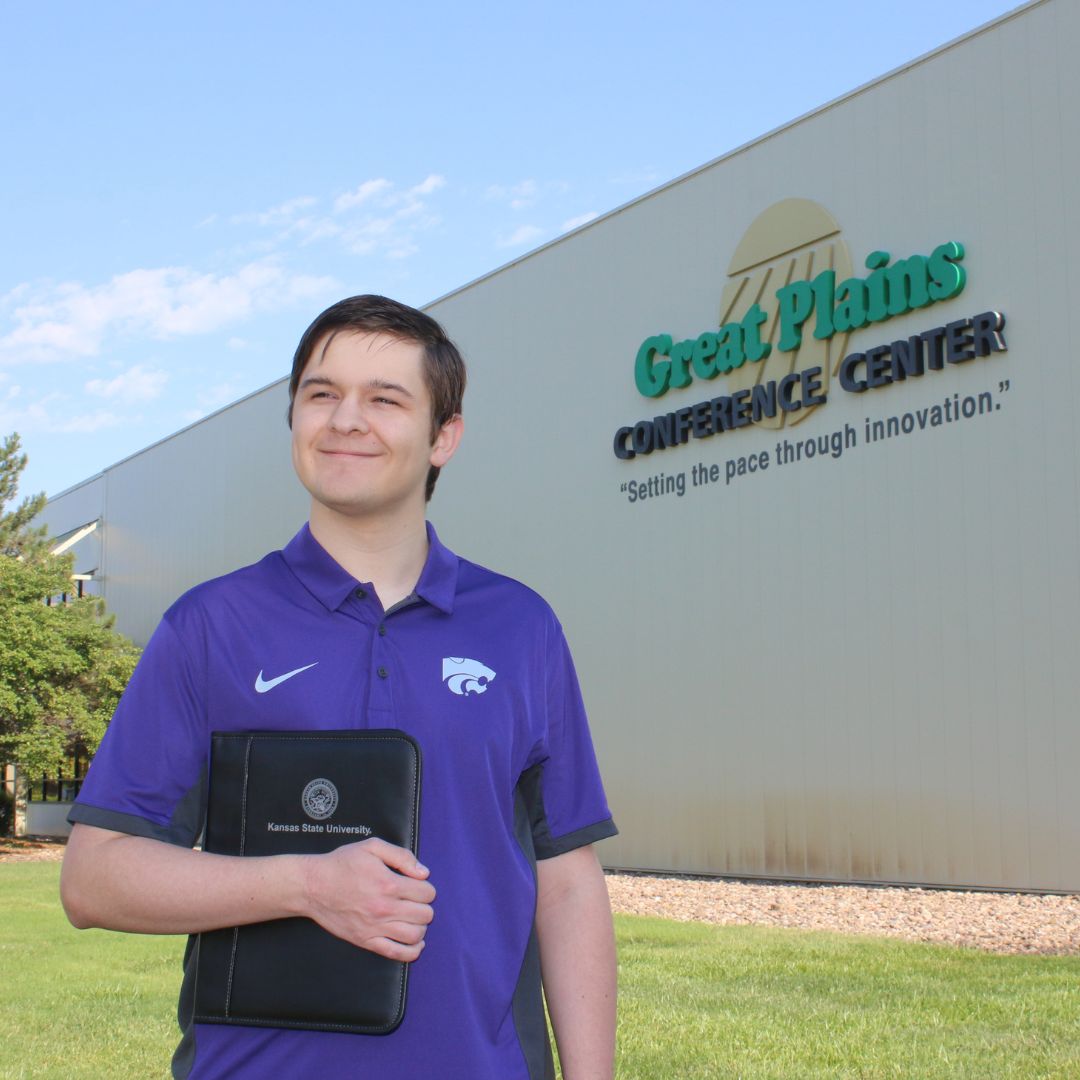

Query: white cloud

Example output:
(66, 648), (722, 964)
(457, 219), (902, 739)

(409, 174), (446, 197)
(561, 211), (599, 232)
(331, 175), (445, 259)
(232, 196), (318, 227)
(289, 217), (341, 245)
(497, 224), (545, 249)
(386, 242), (419, 261)
(485, 179), (572, 211)
(85, 363), (168, 404)
(0, 259), (340, 364)
(221, 175), (448, 263)
(181, 380), (245, 424)
(341, 226), (425, 260)
(228, 196), (342, 248)
(0, 394), (127, 435)
(54, 410), (128, 433)
(335, 174), (445, 216)
(486, 179), (538, 209)
(221, 175), (447, 263)
(334, 179), (393, 214)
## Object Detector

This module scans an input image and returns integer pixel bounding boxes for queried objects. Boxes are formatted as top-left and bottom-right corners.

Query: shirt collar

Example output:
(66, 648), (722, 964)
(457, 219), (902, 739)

(412, 521), (459, 614)
(282, 521), (458, 615)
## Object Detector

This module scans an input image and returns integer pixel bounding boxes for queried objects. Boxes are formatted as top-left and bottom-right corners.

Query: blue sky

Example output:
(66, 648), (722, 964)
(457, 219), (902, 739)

(1, 0), (1022, 501)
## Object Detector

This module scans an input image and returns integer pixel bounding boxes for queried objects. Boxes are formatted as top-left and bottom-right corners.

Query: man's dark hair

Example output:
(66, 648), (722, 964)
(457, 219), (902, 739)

(287, 295), (467, 501)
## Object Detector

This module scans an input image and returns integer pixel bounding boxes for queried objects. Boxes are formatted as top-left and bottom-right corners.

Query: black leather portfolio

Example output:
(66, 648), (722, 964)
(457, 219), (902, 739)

(192, 729), (422, 1034)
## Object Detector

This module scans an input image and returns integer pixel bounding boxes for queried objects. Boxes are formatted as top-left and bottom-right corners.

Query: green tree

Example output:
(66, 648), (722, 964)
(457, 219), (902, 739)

(0, 433), (140, 776)
(0, 433), (49, 558)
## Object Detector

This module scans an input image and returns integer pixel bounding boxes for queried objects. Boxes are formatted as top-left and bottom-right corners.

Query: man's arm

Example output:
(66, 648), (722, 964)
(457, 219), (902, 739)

(60, 822), (435, 962)
(535, 844), (616, 1080)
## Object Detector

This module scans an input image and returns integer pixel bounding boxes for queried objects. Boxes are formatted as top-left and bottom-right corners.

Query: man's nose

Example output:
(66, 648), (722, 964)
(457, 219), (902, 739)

(328, 396), (371, 434)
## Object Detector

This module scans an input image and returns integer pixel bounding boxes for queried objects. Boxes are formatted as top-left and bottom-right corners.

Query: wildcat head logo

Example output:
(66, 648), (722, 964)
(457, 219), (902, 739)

(301, 778), (339, 820)
(442, 657), (496, 696)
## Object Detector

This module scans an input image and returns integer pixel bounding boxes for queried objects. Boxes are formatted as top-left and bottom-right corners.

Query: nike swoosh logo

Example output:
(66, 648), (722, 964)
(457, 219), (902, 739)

(254, 662), (319, 694)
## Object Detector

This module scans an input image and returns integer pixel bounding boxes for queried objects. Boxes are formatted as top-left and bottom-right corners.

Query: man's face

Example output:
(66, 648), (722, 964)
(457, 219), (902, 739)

(290, 330), (459, 521)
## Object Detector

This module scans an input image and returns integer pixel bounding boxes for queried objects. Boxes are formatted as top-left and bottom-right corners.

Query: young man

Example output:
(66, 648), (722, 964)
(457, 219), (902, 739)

(61, 296), (618, 1080)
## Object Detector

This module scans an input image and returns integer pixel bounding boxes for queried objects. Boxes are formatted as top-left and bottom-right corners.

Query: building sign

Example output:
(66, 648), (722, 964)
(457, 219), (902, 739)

(613, 199), (1007, 463)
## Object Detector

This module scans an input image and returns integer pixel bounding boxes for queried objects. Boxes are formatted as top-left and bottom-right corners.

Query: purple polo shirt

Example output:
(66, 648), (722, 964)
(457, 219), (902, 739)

(70, 523), (616, 1080)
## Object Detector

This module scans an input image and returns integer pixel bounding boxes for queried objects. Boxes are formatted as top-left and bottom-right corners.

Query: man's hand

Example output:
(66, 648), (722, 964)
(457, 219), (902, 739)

(300, 838), (435, 961)
(61, 824), (434, 961)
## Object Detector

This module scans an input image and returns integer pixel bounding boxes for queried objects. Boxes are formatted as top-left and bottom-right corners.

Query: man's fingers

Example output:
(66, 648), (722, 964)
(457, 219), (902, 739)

(368, 936), (426, 963)
(354, 839), (435, 903)
(362, 894), (433, 927)
(394, 877), (436, 906)
(302, 842), (435, 953)
(404, 899), (435, 925)
(364, 838), (430, 880)
(382, 919), (428, 946)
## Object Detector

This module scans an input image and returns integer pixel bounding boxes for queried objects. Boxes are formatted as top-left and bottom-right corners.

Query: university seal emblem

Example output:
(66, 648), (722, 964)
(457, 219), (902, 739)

(301, 778), (339, 820)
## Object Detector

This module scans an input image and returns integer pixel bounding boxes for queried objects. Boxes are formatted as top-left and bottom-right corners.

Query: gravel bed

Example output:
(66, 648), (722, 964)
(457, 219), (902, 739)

(0, 836), (69, 863)
(5, 839), (1075, 955)
(606, 871), (1080, 955)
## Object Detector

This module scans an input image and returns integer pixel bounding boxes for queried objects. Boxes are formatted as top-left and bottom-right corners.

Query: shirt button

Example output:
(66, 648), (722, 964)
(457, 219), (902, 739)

(377, 666), (388, 679)
(354, 587), (367, 600)
(378, 624), (387, 636)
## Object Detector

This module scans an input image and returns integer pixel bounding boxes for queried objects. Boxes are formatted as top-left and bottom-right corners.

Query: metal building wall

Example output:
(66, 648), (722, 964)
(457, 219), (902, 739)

(42, 383), (309, 647)
(41, 0), (1079, 890)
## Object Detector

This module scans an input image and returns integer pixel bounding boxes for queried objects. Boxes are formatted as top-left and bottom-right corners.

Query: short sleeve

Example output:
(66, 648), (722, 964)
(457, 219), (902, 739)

(69, 609), (208, 847)
(520, 616), (617, 859)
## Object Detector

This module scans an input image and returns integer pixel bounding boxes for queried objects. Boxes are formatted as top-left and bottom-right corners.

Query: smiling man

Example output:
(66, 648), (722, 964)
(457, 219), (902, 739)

(60, 295), (618, 1080)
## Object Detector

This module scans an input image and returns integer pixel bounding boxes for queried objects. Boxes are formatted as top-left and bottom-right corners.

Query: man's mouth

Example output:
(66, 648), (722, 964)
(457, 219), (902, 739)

(318, 447), (380, 457)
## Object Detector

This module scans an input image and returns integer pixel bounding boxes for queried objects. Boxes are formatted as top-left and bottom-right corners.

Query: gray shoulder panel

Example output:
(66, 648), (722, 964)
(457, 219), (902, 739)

(172, 936), (199, 1079)
(541, 817), (619, 859)
(511, 922), (556, 1080)
(67, 803), (189, 845)
(68, 770), (207, 849)
(517, 761), (619, 860)
(512, 771), (557, 1080)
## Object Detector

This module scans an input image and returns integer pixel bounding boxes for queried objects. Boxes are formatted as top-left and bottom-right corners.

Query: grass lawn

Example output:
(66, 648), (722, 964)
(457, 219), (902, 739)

(1, 862), (181, 1079)
(614, 916), (1079, 1079)
(3, 862), (1078, 1079)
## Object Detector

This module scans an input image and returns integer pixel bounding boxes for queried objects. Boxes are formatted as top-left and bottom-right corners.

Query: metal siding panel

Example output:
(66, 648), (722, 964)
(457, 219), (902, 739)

(429, 0), (1078, 890)
(38, 477), (107, 600)
(53, 385), (309, 645)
